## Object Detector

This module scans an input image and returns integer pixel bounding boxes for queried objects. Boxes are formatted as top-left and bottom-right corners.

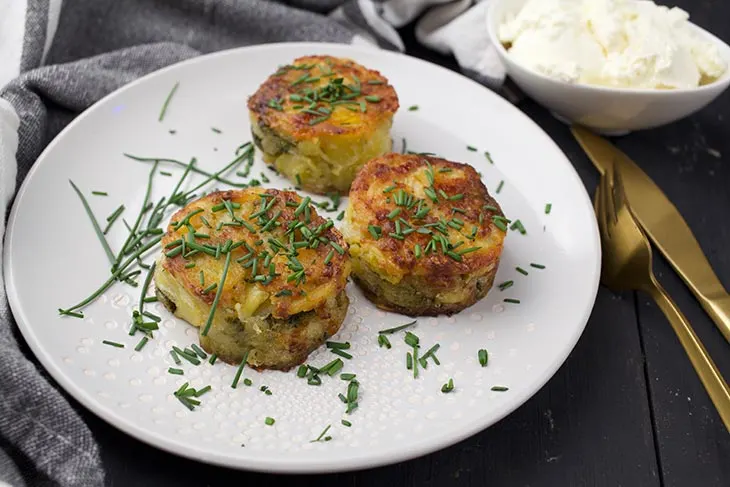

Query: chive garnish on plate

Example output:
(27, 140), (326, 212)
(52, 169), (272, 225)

(231, 350), (250, 388)
(159, 81), (179, 122)
(69, 180), (115, 264)
(478, 349), (488, 367)
(379, 320), (417, 335)
(102, 340), (124, 348)
(310, 424), (332, 443)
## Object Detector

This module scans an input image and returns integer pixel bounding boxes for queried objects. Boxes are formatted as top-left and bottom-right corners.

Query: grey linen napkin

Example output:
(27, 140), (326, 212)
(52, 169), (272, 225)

(0, 1), (504, 485)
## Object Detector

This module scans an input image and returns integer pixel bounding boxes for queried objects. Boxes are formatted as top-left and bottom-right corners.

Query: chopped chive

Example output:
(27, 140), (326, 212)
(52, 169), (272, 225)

(545, 203), (552, 214)
(103, 204), (125, 234)
(530, 263), (546, 269)
(326, 341), (351, 350)
(102, 340), (124, 348)
(184, 262), (196, 269)
(367, 80), (385, 85)
(297, 365), (308, 378)
(159, 81), (179, 122)
(331, 348), (352, 360)
(491, 386), (509, 392)
(326, 359), (344, 376)
(485, 151), (494, 164)
(387, 208), (401, 220)
(191, 344), (207, 359)
(168, 367), (184, 375)
(504, 298), (521, 304)
(203, 283), (217, 293)
(421, 344), (440, 362)
(478, 349), (488, 367)
(170, 350), (181, 365)
(341, 419), (352, 427)
(516, 266), (528, 276)
(445, 250), (462, 261)
(91, 191), (107, 196)
(143, 296), (157, 303)
(510, 219), (526, 235)
(143, 310), (160, 322)
(265, 417), (275, 426)
(408, 105), (419, 111)
(414, 244), (422, 259)
(406, 352), (413, 370)
(160, 171), (172, 176)
(467, 146), (477, 152)
(231, 351), (249, 388)
(379, 320), (417, 335)
(308, 375), (322, 386)
(404, 331), (420, 348)
(243, 378), (252, 386)
(364, 95), (381, 103)
(492, 219), (508, 232)
(457, 246), (481, 256)
(195, 385), (212, 397)
(173, 346), (200, 365)
(134, 337), (149, 352)
(310, 424), (332, 443)
(208, 353), (218, 365)
(496, 180), (504, 193)
(340, 373), (356, 381)
(58, 309), (84, 319)
(498, 280), (514, 291)
(441, 378), (454, 393)
(368, 225), (381, 240)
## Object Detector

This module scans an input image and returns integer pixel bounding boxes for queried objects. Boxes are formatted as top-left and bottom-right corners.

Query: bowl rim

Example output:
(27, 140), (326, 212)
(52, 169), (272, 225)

(486, 0), (730, 95)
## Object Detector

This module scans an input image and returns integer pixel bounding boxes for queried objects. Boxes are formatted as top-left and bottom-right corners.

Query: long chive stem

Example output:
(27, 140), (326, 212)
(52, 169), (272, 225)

(69, 180), (116, 264)
(124, 154), (249, 188)
(201, 251), (232, 336)
(159, 82), (179, 122)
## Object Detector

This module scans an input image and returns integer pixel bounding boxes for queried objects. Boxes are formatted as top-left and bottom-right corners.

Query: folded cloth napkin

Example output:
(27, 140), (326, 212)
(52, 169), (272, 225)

(0, 1), (504, 485)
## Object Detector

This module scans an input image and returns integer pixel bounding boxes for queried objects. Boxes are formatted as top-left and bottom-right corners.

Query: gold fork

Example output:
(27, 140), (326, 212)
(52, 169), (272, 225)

(595, 165), (730, 432)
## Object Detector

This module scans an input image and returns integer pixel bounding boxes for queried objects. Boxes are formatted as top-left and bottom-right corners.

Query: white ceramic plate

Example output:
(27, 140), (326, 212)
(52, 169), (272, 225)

(4, 43), (600, 473)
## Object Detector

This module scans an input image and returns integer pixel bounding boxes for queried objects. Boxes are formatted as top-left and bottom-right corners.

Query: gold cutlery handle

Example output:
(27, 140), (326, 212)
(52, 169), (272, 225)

(648, 277), (730, 432)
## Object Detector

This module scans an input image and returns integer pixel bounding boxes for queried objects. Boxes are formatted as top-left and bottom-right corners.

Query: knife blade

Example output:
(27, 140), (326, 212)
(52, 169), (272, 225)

(572, 125), (730, 343)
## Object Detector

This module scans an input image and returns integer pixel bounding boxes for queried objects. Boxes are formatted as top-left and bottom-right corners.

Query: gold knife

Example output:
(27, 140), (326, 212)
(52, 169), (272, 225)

(572, 125), (730, 343)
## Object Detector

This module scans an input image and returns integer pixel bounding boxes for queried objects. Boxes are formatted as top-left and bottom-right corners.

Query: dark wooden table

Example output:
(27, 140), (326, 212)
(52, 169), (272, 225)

(80, 3), (730, 486)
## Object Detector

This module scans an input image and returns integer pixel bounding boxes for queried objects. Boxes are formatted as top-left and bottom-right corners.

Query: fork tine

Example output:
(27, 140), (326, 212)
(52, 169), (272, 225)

(602, 164), (618, 226)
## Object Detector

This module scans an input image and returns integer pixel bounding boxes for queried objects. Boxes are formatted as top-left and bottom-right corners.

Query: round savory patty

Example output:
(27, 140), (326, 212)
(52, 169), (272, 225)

(154, 188), (351, 370)
(342, 153), (506, 316)
(248, 55), (399, 195)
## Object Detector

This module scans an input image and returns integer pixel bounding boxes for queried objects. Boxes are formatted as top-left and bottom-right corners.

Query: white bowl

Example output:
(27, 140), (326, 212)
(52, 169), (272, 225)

(487, 0), (730, 134)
